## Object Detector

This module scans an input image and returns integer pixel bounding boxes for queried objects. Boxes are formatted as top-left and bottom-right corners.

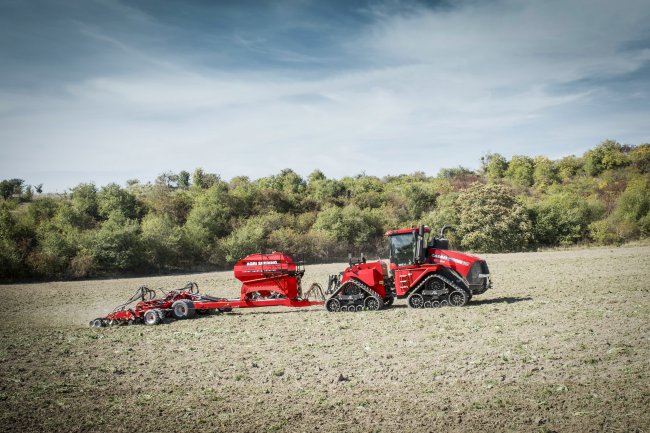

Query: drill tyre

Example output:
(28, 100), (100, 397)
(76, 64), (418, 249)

(172, 300), (196, 319)
(144, 309), (161, 326)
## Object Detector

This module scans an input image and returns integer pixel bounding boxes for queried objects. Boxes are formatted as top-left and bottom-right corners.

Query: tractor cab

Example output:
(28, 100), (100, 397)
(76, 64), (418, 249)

(385, 225), (432, 267)
(386, 225), (455, 269)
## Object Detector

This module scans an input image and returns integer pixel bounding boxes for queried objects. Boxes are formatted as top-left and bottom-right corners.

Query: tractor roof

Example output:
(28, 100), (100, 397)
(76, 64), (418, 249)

(384, 227), (431, 236)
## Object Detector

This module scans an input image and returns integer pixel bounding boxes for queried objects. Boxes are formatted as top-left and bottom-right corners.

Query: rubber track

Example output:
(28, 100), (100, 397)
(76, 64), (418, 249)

(407, 273), (468, 308)
(328, 279), (383, 312)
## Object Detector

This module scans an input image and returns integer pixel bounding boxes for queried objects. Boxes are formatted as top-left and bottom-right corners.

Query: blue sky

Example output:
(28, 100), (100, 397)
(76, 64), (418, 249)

(1, 0), (649, 192)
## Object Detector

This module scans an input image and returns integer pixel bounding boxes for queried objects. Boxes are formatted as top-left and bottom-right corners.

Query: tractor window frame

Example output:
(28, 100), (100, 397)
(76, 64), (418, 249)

(388, 233), (415, 266)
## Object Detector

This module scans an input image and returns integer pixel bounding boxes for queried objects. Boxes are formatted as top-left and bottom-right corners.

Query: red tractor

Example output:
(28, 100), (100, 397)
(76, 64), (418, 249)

(324, 255), (390, 312)
(325, 225), (491, 312)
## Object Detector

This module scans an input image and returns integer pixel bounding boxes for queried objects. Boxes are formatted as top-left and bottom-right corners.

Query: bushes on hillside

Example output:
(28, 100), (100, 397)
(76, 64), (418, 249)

(456, 183), (532, 252)
(1, 140), (648, 280)
(530, 192), (603, 246)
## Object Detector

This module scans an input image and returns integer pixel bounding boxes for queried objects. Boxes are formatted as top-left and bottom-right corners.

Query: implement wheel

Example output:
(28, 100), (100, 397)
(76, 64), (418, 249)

(144, 309), (161, 326)
(172, 300), (196, 319)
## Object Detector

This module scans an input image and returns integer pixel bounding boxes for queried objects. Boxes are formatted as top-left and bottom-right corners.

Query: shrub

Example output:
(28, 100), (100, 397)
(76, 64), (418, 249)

(481, 153), (508, 181)
(531, 193), (602, 245)
(504, 155), (535, 188)
(588, 219), (623, 245)
(183, 185), (233, 258)
(312, 205), (385, 249)
(90, 213), (143, 272)
(140, 214), (183, 270)
(456, 183), (532, 252)
(67, 250), (95, 278)
(584, 140), (630, 176)
(219, 219), (265, 264)
(97, 183), (138, 219)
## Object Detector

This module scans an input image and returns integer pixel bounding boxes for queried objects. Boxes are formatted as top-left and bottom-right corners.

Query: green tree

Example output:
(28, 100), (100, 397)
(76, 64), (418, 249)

(504, 155), (535, 188)
(192, 168), (221, 189)
(422, 193), (461, 233)
(437, 166), (475, 179)
(312, 205), (385, 249)
(26, 221), (78, 277)
(183, 185), (232, 258)
(629, 143), (650, 173)
(97, 183), (138, 219)
(383, 182), (438, 220)
(90, 213), (142, 272)
(0, 178), (24, 200)
(556, 155), (584, 181)
(143, 184), (192, 223)
(70, 183), (98, 219)
(218, 213), (287, 264)
(481, 153), (508, 182)
(307, 169), (327, 183)
(533, 156), (559, 189)
(456, 183), (532, 252)
(605, 176), (650, 240)
(0, 204), (23, 278)
(140, 214), (182, 269)
(307, 171), (345, 204)
(530, 192), (602, 245)
(584, 139), (630, 175)
(259, 169), (306, 195)
(177, 170), (191, 189)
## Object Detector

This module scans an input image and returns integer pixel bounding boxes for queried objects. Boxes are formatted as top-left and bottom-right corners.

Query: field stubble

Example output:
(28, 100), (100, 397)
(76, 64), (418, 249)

(0, 246), (649, 432)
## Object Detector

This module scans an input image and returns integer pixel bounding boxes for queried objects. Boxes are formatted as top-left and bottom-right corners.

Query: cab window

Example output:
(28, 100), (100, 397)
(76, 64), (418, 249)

(389, 234), (414, 266)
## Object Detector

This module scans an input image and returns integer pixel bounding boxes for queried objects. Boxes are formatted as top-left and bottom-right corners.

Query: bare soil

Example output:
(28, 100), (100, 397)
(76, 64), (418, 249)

(1, 246), (649, 432)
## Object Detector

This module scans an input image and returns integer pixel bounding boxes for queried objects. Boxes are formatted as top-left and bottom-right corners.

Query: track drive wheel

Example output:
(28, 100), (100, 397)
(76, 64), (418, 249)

(364, 296), (381, 311)
(448, 290), (469, 307)
(144, 309), (162, 326)
(171, 300), (196, 319)
(325, 298), (341, 312)
(408, 293), (424, 309)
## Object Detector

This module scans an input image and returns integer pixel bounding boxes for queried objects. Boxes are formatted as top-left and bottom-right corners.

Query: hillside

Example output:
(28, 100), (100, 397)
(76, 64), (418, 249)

(1, 139), (649, 280)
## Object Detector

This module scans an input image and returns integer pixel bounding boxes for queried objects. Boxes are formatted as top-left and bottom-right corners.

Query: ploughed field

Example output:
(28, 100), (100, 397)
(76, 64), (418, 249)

(1, 246), (649, 433)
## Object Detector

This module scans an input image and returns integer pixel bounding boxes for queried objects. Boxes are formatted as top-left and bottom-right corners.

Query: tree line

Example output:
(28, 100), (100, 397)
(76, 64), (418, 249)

(1, 139), (648, 280)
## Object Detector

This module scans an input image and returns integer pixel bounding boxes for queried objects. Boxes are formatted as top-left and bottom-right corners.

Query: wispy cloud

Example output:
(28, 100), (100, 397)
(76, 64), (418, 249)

(0, 0), (649, 191)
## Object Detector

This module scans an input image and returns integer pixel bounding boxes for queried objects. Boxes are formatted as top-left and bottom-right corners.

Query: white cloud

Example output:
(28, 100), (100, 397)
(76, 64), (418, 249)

(1, 0), (649, 190)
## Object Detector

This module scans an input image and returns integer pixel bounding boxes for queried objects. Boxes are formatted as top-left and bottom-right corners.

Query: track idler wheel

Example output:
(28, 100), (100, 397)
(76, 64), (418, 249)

(144, 309), (162, 326)
(407, 293), (424, 309)
(448, 290), (469, 307)
(325, 298), (341, 312)
(364, 296), (381, 311)
(171, 300), (196, 319)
